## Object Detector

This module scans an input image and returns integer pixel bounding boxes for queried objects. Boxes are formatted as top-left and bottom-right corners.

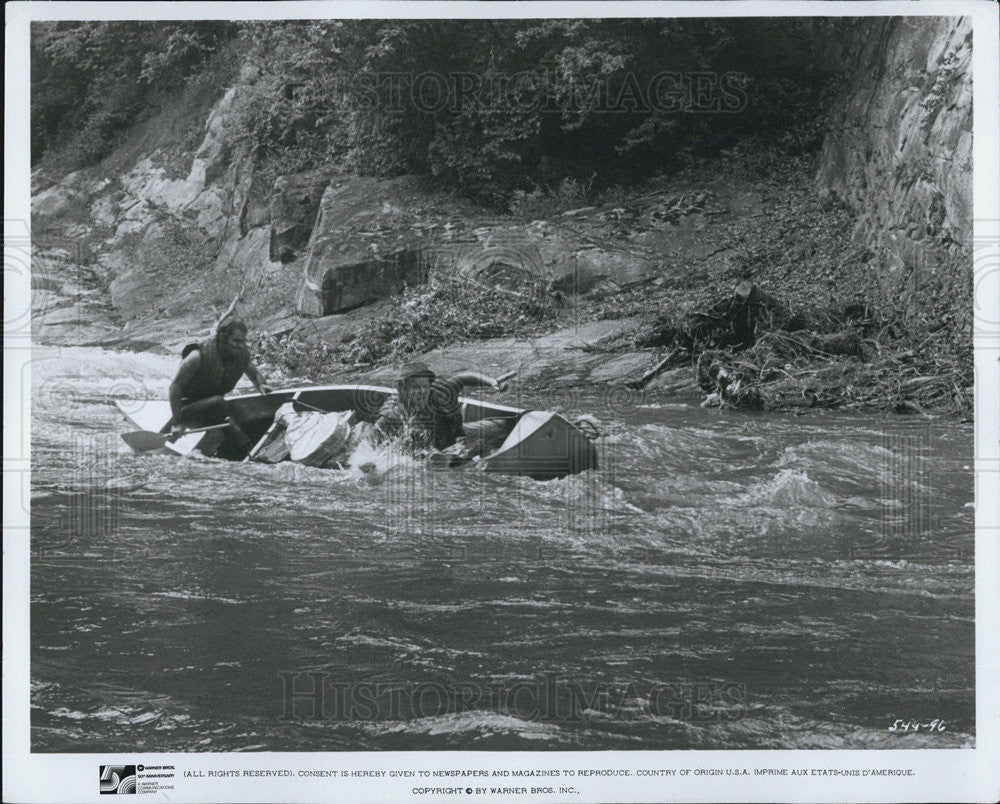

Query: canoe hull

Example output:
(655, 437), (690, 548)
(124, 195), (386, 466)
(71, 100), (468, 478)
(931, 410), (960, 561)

(116, 384), (597, 479)
(483, 410), (598, 480)
(116, 385), (393, 458)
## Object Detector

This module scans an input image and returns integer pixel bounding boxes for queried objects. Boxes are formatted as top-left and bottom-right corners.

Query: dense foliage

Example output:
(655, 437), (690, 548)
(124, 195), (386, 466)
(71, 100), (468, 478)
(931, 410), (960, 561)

(31, 21), (238, 164)
(32, 19), (843, 206)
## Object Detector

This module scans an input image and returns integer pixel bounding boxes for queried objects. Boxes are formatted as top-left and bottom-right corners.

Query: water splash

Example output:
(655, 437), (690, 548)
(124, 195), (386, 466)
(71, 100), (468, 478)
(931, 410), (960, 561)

(734, 468), (837, 508)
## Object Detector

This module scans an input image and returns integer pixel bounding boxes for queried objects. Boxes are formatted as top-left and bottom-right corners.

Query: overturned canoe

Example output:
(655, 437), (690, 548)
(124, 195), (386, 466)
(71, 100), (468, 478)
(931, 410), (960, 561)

(116, 385), (598, 480)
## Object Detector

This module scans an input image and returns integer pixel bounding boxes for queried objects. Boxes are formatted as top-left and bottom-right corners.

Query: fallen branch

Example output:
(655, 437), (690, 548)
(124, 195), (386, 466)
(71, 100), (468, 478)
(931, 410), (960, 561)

(763, 330), (839, 358)
(212, 284), (246, 334)
(626, 347), (683, 389)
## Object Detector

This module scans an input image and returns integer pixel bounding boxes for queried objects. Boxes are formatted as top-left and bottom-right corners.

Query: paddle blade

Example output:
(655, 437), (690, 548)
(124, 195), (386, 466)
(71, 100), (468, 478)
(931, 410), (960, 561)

(121, 430), (170, 452)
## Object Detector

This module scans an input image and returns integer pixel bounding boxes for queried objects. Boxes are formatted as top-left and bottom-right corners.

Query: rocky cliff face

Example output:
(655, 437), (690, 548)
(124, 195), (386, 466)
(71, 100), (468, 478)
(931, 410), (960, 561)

(30, 16), (973, 358)
(30, 66), (754, 350)
(32, 79), (279, 349)
(817, 16), (972, 318)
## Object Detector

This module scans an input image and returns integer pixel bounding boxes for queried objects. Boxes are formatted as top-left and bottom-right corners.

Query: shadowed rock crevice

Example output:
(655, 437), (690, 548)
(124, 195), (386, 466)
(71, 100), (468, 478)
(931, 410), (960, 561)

(268, 171), (329, 263)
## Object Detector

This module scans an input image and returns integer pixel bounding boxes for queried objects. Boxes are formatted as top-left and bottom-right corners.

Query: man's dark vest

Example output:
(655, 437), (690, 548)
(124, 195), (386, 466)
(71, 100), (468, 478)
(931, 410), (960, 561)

(179, 337), (249, 402)
(426, 378), (464, 450)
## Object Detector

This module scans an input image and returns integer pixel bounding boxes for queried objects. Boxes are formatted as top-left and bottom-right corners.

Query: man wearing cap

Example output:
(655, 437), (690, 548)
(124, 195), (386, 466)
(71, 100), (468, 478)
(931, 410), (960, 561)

(374, 362), (505, 453)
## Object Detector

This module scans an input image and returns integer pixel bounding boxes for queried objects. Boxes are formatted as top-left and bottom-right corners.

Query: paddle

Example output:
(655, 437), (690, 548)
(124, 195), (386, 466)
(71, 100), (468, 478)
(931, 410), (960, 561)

(121, 423), (231, 453)
(293, 399), (329, 414)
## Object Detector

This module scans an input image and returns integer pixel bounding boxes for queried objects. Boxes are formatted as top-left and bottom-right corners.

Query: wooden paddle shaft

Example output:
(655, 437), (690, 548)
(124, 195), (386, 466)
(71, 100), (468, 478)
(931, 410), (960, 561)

(122, 422), (233, 453)
(293, 399), (328, 414)
(175, 423), (232, 436)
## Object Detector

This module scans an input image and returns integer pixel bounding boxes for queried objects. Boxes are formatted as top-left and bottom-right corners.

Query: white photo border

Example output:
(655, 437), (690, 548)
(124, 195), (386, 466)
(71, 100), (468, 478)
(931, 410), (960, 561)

(4, 2), (999, 803)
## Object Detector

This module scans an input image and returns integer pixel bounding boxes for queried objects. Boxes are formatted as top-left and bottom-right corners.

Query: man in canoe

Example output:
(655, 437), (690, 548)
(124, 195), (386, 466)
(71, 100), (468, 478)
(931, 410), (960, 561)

(373, 361), (507, 454)
(166, 319), (271, 447)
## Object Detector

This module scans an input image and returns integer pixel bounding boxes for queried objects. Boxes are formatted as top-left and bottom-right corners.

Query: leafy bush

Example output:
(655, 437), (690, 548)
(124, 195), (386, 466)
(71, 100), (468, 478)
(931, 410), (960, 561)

(509, 174), (597, 218)
(222, 18), (846, 206)
(34, 18), (845, 202)
(32, 21), (238, 166)
(251, 332), (338, 381)
(252, 275), (561, 379)
(339, 276), (560, 365)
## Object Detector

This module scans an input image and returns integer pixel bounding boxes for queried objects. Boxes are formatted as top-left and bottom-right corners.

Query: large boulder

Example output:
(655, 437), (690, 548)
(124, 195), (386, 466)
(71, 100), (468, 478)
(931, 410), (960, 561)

(295, 175), (467, 316)
(319, 249), (430, 314)
(268, 171), (330, 262)
(293, 174), (734, 316)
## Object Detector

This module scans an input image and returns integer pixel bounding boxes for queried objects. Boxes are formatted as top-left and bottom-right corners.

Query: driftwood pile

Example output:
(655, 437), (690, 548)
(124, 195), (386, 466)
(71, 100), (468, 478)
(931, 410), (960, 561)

(635, 282), (971, 415)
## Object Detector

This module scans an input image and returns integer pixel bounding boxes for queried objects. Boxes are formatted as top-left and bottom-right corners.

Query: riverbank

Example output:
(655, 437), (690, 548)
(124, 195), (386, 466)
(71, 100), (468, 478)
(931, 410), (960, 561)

(243, 154), (972, 418)
(27, 17), (972, 420)
(31, 149), (971, 418)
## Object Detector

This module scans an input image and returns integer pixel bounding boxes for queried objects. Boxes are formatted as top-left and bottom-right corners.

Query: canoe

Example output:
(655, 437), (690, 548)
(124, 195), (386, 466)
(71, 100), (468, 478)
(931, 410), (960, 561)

(115, 385), (598, 480)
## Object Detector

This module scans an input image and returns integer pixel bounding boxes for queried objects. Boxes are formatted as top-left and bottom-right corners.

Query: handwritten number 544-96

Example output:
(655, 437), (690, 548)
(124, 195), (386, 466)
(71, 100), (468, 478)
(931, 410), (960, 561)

(888, 719), (946, 732)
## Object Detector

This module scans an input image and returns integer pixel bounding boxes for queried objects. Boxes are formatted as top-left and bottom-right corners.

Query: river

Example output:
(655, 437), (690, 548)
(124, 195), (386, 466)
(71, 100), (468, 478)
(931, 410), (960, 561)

(28, 347), (974, 751)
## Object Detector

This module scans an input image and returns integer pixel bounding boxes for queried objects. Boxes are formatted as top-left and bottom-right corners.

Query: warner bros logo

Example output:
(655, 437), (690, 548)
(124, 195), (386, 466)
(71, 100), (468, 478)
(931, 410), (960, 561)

(99, 765), (137, 795)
